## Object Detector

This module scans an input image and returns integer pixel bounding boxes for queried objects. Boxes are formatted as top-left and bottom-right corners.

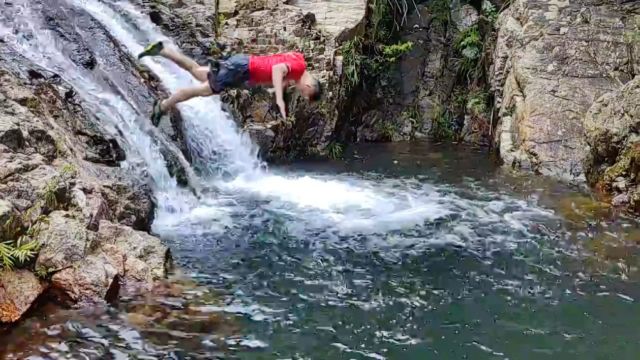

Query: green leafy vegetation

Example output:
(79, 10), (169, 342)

(0, 239), (40, 270)
(0, 162), (78, 269)
(1, 212), (44, 270)
(34, 265), (54, 279)
(371, 0), (395, 43)
(624, 17), (640, 44)
(43, 179), (59, 209)
(626, 30), (640, 44)
(55, 137), (68, 157)
(402, 104), (421, 125)
(431, 103), (456, 141)
(481, 0), (499, 25)
(340, 0), (416, 92)
(340, 38), (412, 92)
(42, 163), (77, 211)
(381, 41), (413, 62)
(429, 0), (452, 28)
(454, 25), (483, 79)
(327, 142), (344, 160)
(60, 163), (78, 177)
(24, 97), (40, 112)
(375, 121), (397, 140)
(466, 90), (489, 117)
(214, 13), (227, 37)
(341, 37), (363, 91)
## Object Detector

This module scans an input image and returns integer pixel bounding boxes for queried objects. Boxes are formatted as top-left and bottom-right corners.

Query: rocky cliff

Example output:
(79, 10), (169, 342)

(490, 0), (640, 183)
(0, 0), (183, 324)
(0, 68), (172, 324)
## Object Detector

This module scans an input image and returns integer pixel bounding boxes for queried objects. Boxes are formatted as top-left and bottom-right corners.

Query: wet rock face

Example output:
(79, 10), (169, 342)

(490, 0), (640, 182)
(356, 2), (488, 145)
(0, 64), (167, 322)
(83, 135), (126, 166)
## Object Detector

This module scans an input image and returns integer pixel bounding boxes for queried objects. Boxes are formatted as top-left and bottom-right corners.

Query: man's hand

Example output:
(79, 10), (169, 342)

(277, 99), (287, 119)
(272, 63), (289, 120)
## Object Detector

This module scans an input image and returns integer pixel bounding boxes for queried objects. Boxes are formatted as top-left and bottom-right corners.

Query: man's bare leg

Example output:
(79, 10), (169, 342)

(138, 41), (209, 82)
(159, 47), (209, 82)
(160, 82), (214, 111)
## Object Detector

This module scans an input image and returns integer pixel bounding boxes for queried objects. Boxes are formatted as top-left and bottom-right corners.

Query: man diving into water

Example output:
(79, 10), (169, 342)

(137, 41), (322, 125)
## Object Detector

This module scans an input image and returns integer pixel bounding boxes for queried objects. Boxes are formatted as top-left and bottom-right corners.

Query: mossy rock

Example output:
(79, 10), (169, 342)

(602, 143), (640, 189)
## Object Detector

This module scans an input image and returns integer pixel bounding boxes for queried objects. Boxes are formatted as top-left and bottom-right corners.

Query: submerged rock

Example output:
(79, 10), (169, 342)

(0, 270), (45, 323)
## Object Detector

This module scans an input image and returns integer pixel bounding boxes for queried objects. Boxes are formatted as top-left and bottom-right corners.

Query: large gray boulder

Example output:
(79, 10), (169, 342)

(35, 211), (91, 272)
(97, 221), (171, 282)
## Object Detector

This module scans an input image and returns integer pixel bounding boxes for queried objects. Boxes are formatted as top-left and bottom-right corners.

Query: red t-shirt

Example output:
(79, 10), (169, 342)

(249, 52), (306, 84)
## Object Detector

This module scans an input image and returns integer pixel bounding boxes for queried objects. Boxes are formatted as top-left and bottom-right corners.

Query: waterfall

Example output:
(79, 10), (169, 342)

(77, 0), (265, 179)
(0, 0), (475, 239)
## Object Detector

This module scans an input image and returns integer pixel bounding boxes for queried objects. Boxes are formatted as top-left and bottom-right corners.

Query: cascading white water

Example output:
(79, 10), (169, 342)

(0, 0), (192, 216)
(78, 0), (265, 179)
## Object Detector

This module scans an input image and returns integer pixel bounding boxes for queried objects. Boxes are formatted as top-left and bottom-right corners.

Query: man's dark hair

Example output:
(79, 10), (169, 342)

(310, 79), (323, 102)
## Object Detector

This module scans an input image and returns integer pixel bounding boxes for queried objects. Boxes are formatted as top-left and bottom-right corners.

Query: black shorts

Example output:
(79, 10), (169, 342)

(207, 54), (250, 93)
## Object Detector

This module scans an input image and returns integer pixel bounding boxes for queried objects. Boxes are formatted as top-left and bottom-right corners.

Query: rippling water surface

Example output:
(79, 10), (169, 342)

(3, 142), (640, 360)
(1, 0), (640, 358)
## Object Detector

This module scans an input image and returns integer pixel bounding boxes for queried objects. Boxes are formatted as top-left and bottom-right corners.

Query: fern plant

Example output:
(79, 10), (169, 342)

(43, 179), (58, 209)
(341, 38), (363, 91)
(327, 142), (344, 160)
(1, 204), (46, 269)
(0, 241), (16, 269)
(454, 26), (483, 78)
(0, 238), (40, 270)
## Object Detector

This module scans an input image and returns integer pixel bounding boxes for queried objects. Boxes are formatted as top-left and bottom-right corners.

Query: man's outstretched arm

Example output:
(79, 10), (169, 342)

(272, 63), (289, 119)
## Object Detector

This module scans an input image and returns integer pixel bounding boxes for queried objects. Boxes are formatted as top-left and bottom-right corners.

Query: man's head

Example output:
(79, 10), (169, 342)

(296, 71), (322, 102)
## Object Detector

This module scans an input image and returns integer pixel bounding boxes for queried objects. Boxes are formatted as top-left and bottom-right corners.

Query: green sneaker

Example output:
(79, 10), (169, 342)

(138, 41), (164, 60)
(150, 99), (165, 126)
